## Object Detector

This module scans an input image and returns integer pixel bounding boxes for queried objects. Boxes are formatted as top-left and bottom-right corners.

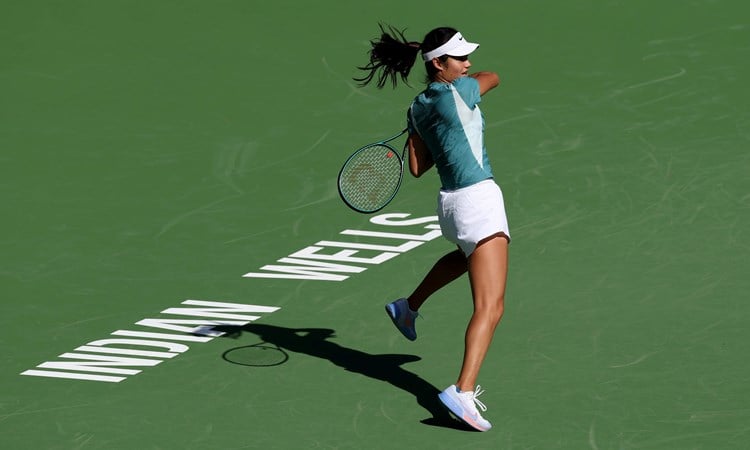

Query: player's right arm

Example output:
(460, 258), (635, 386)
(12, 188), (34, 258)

(407, 132), (434, 178)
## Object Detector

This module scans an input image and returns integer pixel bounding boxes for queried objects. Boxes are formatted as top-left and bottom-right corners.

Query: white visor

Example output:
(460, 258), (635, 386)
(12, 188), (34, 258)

(421, 32), (479, 61)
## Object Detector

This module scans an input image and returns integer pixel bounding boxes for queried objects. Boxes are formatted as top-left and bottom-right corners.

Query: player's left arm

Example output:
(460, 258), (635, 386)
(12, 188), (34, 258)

(470, 71), (500, 95)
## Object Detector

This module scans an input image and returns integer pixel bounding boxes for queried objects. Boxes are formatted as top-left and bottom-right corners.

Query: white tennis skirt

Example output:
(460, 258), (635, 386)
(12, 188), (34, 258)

(437, 179), (510, 256)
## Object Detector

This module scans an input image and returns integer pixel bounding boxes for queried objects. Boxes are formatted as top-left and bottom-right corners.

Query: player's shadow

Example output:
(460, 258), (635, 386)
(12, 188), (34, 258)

(211, 323), (472, 431)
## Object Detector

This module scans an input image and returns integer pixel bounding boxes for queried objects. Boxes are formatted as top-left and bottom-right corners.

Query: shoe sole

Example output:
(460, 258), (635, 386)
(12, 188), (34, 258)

(438, 391), (491, 432)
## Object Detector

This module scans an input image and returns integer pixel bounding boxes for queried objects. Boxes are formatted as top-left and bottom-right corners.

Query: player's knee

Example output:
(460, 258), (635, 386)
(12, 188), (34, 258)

(476, 295), (504, 325)
(491, 299), (505, 325)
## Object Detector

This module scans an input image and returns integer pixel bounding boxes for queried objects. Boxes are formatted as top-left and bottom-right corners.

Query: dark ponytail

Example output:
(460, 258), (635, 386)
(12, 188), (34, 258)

(354, 24), (420, 89)
(354, 25), (460, 88)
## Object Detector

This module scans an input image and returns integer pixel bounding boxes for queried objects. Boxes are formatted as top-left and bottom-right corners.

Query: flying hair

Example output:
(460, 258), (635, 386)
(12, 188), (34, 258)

(354, 24), (420, 89)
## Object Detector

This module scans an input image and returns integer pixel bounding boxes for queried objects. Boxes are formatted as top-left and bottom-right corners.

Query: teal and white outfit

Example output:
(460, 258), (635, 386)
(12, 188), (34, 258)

(407, 76), (510, 255)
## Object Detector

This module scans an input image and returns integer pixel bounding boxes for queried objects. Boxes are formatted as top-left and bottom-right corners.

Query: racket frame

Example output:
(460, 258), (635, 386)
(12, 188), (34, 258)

(337, 128), (408, 213)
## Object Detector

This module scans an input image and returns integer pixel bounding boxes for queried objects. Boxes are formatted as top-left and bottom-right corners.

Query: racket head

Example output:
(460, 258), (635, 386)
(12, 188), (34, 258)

(337, 142), (405, 213)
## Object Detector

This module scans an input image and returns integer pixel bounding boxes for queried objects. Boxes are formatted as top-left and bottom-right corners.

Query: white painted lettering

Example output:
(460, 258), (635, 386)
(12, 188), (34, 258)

(243, 257), (365, 281)
(161, 300), (280, 321)
(315, 240), (424, 253)
(370, 213), (440, 227)
(85, 339), (189, 353)
(242, 213), (442, 282)
(340, 229), (442, 241)
(75, 345), (178, 359)
(134, 319), (244, 337)
(290, 246), (399, 265)
(22, 213), (440, 384)
(21, 300), (280, 383)
(110, 330), (213, 342)
(20, 370), (126, 383)
(37, 352), (163, 375)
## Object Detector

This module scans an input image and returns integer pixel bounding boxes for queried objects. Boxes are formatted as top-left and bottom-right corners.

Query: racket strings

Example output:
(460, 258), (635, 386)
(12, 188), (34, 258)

(339, 144), (402, 212)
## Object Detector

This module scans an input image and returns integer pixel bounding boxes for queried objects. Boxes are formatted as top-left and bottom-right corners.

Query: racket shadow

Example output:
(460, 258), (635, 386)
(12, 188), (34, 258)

(210, 323), (474, 431)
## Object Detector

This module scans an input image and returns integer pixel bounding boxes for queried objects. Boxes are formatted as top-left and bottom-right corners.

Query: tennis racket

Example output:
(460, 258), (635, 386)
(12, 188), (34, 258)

(337, 128), (408, 213)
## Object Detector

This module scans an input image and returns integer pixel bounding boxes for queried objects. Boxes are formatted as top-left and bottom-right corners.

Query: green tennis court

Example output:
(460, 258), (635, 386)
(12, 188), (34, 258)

(2, 1), (749, 448)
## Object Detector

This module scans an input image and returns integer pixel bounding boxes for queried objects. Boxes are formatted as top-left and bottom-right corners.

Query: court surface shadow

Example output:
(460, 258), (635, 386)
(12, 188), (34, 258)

(210, 323), (474, 431)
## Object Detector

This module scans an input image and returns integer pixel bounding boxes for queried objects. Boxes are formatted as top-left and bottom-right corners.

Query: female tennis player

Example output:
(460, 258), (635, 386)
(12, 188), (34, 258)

(355, 25), (510, 432)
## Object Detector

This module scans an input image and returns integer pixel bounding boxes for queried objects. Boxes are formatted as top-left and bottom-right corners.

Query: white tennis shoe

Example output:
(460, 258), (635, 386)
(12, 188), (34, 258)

(438, 384), (492, 431)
